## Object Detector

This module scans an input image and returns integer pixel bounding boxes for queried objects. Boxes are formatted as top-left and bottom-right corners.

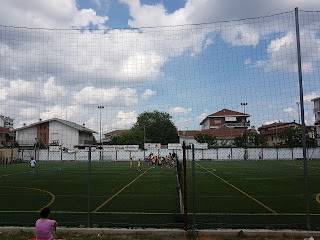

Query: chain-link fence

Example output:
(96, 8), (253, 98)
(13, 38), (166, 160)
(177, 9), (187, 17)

(1, 8), (320, 231)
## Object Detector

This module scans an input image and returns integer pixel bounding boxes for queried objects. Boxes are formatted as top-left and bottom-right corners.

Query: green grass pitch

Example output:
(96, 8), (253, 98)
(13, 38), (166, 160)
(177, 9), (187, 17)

(0, 159), (319, 229)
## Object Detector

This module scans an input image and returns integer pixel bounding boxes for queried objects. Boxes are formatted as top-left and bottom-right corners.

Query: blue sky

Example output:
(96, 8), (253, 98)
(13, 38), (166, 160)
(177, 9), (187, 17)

(0, 0), (320, 137)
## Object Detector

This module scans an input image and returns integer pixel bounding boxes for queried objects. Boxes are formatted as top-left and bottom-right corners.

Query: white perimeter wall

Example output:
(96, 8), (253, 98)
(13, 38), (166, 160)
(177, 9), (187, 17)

(20, 147), (320, 162)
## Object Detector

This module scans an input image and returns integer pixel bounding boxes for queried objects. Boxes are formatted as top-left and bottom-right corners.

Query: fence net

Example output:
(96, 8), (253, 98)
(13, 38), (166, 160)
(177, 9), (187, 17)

(0, 9), (320, 230)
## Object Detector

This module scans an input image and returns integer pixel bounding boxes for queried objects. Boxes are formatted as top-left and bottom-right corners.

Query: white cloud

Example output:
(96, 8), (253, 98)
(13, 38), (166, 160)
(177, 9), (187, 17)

(283, 107), (295, 116)
(244, 58), (251, 65)
(71, 8), (108, 29)
(20, 108), (38, 118)
(264, 119), (283, 125)
(142, 89), (156, 99)
(304, 92), (319, 102)
(118, 51), (166, 80)
(221, 24), (260, 47)
(6, 79), (37, 98)
(110, 111), (137, 130)
(43, 77), (67, 100)
(0, 0), (108, 28)
(41, 105), (86, 121)
(197, 109), (210, 124)
(170, 107), (192, 115)
(73, 86), (138, 106)
(259, 30), (320, 72)
(120, 0), (320, 28)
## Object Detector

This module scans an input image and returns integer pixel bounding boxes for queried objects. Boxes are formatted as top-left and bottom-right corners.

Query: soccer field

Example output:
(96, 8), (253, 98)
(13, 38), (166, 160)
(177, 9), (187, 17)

(0, 159), (319, 229)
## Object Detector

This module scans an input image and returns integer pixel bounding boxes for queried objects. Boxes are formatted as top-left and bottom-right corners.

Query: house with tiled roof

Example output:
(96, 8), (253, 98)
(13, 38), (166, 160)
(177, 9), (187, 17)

(178, 109), (253, 146)
(258, 121), (301, 146)
(15, 118), (97, 148)
(200, 109), (250, 130)
(178, 126), (252, 146)
(312, 97), (320, 146)
(103, 129), (129, 143)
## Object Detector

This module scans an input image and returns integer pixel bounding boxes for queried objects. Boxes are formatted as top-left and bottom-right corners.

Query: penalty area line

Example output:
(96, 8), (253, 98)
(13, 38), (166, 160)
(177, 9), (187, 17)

(197, 163), (277, 214)
(93, 167), (152, 212)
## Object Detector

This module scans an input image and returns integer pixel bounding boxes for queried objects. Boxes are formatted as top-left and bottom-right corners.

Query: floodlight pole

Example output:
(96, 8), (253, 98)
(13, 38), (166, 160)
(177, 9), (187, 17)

(98, 106), (104, 161)
(241, 102), (248, 160)
(241, 102), (248, 128)
(295, 7), (310, 230)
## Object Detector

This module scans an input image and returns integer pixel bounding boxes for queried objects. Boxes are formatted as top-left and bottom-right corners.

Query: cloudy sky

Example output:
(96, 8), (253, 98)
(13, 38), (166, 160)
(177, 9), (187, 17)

(0, 0), (320, 138)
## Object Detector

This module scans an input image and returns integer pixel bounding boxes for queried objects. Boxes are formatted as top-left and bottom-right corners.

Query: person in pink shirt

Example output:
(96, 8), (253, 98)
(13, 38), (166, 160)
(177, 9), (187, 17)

(35, 207), (57, 240)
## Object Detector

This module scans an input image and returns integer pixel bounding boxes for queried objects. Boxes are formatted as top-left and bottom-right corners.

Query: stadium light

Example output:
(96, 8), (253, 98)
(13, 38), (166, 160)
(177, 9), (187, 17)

(98, 106), (104, 161)
(241, 102), (248, 128)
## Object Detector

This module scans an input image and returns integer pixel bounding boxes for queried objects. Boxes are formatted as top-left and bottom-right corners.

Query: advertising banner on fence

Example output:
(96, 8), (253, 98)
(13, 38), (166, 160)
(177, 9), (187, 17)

(124, 145), (139, 151)
(144, 143), (161, 149)
(104, 145), (116, 151)
(193, 143), (208, 149)
(168, 143), (182, 150)
(103, 145), (139, 151)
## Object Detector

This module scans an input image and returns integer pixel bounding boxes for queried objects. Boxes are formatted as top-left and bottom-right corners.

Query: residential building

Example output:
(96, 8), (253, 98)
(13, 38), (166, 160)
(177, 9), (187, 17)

(0, 127), (15, 148)
(312, 97), (320, 146)
(103, 129), (129, 143)
(178, 126), (250, 146)
(0, 115), (14, 129)
(15, 118), (96, 149)
(178, 109), (252, 146)
(258, 122), (301, 146)
(200, 109), (250, 130)
(0, 115), (15, 147)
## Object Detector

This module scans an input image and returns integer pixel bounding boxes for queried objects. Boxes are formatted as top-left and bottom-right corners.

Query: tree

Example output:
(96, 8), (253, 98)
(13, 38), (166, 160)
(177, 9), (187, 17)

(109, 128), (144, 148)
(194, 134), (217, 147)
(234, 131), (267, 148)
(134, 110), (179, 145)
(279, 127), (316, 148)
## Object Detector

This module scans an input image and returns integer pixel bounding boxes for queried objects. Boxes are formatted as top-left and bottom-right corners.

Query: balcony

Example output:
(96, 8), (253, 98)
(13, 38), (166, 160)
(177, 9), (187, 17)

(225, 122), (250, 128)
(50, 140), (59, 146)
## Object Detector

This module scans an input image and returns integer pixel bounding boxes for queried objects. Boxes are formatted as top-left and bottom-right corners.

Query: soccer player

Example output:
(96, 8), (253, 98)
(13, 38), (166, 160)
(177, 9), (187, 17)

(129, 157), (133, 169)
(137, 158), (142, 171)
(30, 157), (36, 173)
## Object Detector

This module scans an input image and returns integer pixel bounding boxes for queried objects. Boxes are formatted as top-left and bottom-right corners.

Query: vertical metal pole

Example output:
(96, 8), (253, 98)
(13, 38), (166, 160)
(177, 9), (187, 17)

(295, 7), (310, 230)
(182, 141), (188, 231)
(98, 106), (104, 162)
(87, 147), (92, 227)
(143, 125), (146, 158)
(60, 145), (63, 161)
(99, 108), (102, 161)
(296, 102), (301, 124)
(192, 144), (196, 226)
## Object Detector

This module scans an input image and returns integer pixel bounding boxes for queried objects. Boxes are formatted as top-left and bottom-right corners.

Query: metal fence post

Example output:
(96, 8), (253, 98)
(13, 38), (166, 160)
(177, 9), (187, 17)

(295, 7), (310, 230)
(192, 144), (196, 226)
(182, 141), (188, 231)
(87, 146), (92, 227)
